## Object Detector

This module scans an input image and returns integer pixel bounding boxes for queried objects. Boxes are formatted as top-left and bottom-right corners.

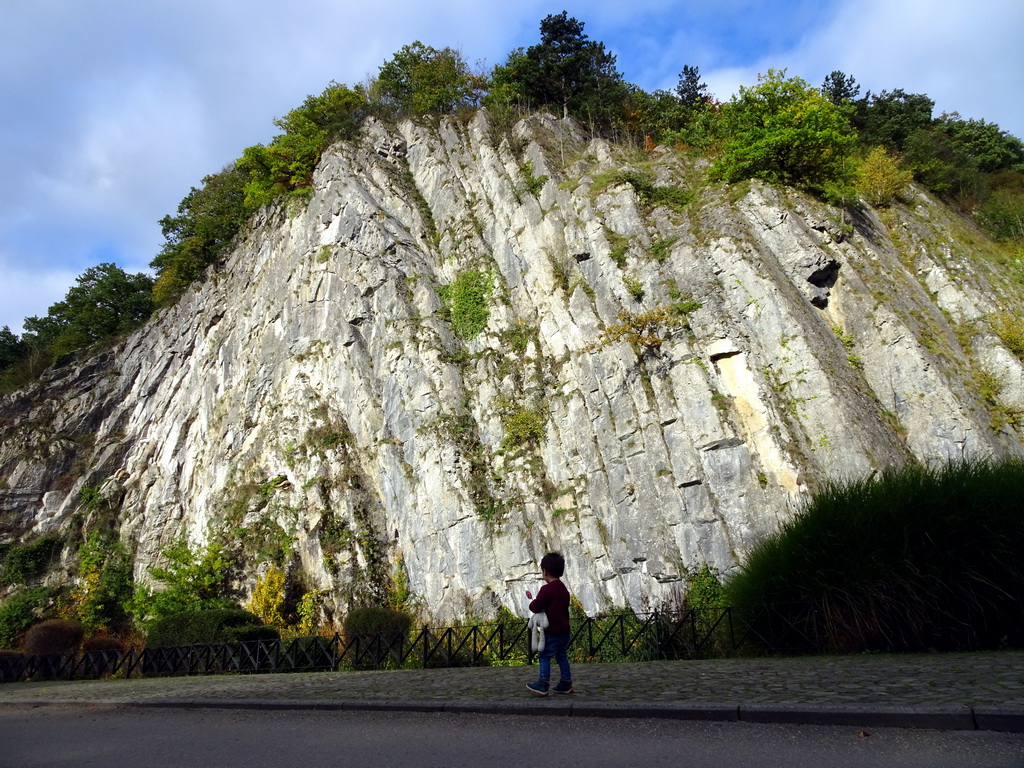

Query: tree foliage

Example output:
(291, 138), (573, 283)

(375, 41), (482, 116)
(820, 70), (859, 105)
(854, 88), (934, 151)
(21, 263), (154, 359)
(489, 12), (627, 127)
(676, 65), (710, 109)
(855, 146), (913, 206)
(151, 165), (248, 305)
(712, 70), (855, 192)
(238, 82), (369, 211)
(133, 539), (234, 626)
(0, 327), (28, 371)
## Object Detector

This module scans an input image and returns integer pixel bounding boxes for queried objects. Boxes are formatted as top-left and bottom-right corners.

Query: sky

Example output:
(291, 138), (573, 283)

(2, 0), (1022, 334)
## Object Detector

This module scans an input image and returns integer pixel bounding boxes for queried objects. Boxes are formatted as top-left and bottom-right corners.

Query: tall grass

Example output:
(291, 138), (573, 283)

(726, 458), (1024, 652)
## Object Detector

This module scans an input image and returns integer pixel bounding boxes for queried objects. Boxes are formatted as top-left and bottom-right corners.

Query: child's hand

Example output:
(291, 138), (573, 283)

(525, 590), (533, 599)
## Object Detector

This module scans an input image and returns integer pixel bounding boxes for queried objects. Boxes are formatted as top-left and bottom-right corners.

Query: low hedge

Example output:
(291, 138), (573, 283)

(146, 608), (279, 648)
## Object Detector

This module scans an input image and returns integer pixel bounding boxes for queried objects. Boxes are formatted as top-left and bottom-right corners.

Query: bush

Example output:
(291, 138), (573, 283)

(856, 146), (913, 207)
(23, 619), (84, 656)
(72, 532), (134, 632)
(342, 606), (413, 669)
(133, 539), (235, 626)
(725, 458), (1024, 652)
(992, 312), (1024, 361)
(81, 635), (128, 654)
(979, 180), (1024, 242)
(0, 537), (61, 586)
(0, 588), (52, 649)
(145, 608), (279, 648)
(343, 606), (413, 640)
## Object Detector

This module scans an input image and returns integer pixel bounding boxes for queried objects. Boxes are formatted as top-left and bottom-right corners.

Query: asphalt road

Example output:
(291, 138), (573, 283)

(2, 705), (1022, 768)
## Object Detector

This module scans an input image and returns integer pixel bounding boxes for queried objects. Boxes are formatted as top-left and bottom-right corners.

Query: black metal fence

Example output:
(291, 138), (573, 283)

(0, 603), (824, 684)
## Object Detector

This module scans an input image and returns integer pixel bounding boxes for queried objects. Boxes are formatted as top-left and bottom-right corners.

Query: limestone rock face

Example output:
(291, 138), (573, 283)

(1, 112), (1022, 620)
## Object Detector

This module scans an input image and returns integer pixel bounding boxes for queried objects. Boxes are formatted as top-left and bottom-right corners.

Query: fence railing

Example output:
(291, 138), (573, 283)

(0, 602), (824, 684)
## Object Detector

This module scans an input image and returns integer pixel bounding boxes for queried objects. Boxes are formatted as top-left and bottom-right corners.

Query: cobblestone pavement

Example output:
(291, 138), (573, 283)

(2, 652), (1023, 731)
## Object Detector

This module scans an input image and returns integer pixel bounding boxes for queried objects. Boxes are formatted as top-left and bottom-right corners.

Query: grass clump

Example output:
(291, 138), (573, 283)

(500, 405), (547, 450)
(438, 270), (494, 341)
(992, 311), (1024, 361)
(725, 458), (1024, 652)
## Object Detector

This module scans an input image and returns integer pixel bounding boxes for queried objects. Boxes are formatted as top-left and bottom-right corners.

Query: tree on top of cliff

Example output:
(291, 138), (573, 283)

(237, 82), (370, 212)
(21, 263), (154, 360)
(150, 164), (248, 306)
(374, 41), (483, 117)
(711, 69), (856, 193)
(488, 11), (628, 127)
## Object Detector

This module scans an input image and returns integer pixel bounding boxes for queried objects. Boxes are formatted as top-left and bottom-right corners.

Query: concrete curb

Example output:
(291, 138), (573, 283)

(4, 697), (1023, 732)
(738, 703), (978, 731)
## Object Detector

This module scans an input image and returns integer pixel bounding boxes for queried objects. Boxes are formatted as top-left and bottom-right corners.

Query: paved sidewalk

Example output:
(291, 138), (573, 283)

(1, 651), (1023, 732)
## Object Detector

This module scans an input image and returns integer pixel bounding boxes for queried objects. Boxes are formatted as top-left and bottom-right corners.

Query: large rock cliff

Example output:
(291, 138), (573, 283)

(2, 112), (1022, 620)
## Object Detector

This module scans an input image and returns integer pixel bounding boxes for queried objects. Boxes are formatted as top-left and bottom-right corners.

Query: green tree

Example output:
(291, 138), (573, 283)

(854, 88), (934, 151)
(151, 164), (248, 305)
(0, 326), (27, 371)
(238, 82), (369, 211)
(622, 87), (685, 139)
(855, 146), (913, 206)
(676, 65), (710, 109)
(711, 70), (855, 193)
(903, 124), (985, 202)
(375, 41), (481, 116)
(934, 113), (1024, 173)
(133, 539), (234, 625)
(22, 263), (154, 358)
(820, 70), (860, 106)
(491, 12), (627, 126)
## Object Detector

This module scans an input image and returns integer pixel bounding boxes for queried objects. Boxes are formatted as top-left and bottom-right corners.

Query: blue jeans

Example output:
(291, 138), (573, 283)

(538, 632), (572, 683)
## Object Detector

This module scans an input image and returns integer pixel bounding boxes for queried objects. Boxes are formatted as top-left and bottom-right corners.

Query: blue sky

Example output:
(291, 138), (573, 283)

(2, 0), (1022, 334)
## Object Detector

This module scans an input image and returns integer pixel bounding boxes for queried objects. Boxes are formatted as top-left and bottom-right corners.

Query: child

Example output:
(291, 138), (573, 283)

(525, 552), (573, 695)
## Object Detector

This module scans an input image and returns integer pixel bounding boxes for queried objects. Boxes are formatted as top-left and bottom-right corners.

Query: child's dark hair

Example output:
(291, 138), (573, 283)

(540, 552), (565, 578)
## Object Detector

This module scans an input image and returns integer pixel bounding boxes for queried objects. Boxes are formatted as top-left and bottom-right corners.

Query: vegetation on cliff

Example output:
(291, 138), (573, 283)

(2, 11), (1021, 387)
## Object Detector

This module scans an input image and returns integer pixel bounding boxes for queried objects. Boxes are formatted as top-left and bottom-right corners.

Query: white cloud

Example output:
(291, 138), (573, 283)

(702, 0), (1024, 137)
(0, 258), (79, 334)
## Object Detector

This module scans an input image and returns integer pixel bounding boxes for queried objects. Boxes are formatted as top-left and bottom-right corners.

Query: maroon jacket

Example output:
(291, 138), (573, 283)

(529, 579), (571, 636)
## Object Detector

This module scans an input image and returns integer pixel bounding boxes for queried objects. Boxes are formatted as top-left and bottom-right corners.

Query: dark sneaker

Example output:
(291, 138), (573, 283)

(526, 680), (549, 696)
(552, 680), (574, 694)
